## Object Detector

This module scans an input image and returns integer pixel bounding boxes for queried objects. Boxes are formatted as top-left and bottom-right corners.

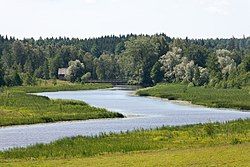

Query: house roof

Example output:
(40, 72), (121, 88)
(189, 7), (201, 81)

(58, 68), (67, 75)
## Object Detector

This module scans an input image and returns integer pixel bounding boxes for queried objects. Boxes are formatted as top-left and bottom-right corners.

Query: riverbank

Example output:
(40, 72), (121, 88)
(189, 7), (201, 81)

(1, 119), (249, 166)
(8, 80), (113, 93)
(0, 82), (123, 126)
(136, 84), (250, 110)
(2, 144), (249, 167)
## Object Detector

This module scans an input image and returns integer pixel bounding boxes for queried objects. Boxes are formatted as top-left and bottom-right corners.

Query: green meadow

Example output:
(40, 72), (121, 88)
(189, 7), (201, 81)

(2, 144), (249, 167)
(0, 82), (122, 126)
(136, 83), (250, 110)
(8, 80), (113, 93)
(0, 119), (249, 166)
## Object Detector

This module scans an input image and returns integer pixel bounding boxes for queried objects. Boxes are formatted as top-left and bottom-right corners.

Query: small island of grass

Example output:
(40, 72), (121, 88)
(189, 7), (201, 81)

(0, 81), (123, 126)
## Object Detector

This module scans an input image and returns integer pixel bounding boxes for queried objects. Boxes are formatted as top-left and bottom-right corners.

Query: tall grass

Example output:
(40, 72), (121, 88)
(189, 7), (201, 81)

(3, 143), (249, 167)
(0, 83), (122, 126)
(0, 119), (249, 159)
(136, 83), (250, 110)
(8, 83), (112, 93)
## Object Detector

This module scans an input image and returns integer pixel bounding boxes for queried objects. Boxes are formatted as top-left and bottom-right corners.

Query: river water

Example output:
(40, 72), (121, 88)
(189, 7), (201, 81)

(0, 88), (249, 150)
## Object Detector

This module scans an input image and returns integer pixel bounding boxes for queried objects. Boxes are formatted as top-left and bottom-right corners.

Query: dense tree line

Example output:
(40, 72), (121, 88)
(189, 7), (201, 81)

(0, 34), (249, 87)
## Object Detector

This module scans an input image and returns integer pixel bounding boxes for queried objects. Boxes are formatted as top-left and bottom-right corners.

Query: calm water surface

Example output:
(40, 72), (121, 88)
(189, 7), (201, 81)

(0, 88), (249, 150)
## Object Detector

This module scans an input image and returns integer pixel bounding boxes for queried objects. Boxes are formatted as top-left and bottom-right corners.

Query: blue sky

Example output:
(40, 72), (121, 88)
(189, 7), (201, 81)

(0, 0), (250, 39)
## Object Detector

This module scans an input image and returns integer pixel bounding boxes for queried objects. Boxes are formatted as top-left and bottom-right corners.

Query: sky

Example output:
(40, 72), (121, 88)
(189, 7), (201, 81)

(0, 0), (250, 39)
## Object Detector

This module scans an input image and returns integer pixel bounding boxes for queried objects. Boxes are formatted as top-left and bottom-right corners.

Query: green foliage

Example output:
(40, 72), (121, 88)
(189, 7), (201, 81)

(150, 62), (164, 85)
(114, 41), (125, 55)
(240, 53), (250, 72)
(91, 44), (101, 57)
(0, 61), (5, 86)
(23, 73), (36, 86)
(230, 138), (242, 145)
(81, 52), (95, 78)
(95, 54), (119, 80)
(4, 71), (23, 86)
(206, 54), (222, 79)
(187, 82), (194, 87)
(33, 66), (43, 78)
(160, 47), (182, 82)
(184, 44), (209, 67)
(65, 60), (85, 82)
(204, 122), (216, 137)
(52, 78), (57, 86)
(81, 72), (91, 83)
(124, 36), (159, 85)
(0, 34), (250, 86)
(42, 59), (50, 80)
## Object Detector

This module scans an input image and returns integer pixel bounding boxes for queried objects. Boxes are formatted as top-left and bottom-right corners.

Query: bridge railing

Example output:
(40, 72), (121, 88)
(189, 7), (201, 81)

(86, 80), (128, 83)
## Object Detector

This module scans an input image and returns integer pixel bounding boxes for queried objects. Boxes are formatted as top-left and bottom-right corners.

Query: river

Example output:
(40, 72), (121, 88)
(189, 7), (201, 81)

(0, 88), (249, 150)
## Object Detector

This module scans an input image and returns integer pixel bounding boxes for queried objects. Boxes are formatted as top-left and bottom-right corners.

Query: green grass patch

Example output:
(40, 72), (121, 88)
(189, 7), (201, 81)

(0, 82), (122, 126)
(136, 83), (250, 110)
(0, 119), (249, 160)
(8, 81), (112, 93)
(2, 143), (249, 167)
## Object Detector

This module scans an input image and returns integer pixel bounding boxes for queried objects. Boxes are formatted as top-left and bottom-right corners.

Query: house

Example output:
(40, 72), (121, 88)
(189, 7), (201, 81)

(58, 68), (67, 80)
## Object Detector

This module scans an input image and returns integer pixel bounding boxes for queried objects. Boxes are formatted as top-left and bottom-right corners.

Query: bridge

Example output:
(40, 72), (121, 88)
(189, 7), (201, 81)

(86, 80), (128, 85)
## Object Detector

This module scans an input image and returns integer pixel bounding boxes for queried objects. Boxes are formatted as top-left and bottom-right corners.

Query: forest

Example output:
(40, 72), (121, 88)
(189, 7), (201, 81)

(0, 34), (250, 87)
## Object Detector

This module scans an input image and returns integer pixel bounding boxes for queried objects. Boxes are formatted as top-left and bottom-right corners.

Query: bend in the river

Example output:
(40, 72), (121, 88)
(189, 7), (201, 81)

(0, 88), (249, 150)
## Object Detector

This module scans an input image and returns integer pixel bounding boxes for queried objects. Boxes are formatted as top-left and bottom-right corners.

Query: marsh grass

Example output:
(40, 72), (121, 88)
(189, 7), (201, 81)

(0, 119), (249, 159)
(8, 82), (112, 93)
(0, 83), (122, 126)
(136, 83), (250, 110)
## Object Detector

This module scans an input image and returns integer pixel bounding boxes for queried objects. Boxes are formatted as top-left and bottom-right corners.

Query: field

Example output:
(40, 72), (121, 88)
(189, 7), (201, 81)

(136, 83), (250, 110)
(0, 81), (123, 126)
(1, 144), (249, 167)
(0, 119), (249, 166)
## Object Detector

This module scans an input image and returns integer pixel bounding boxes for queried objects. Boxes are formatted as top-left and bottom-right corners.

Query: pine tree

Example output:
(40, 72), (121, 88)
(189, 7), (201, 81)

(42, 59), (50, 80)
(0, 61), (5, 86)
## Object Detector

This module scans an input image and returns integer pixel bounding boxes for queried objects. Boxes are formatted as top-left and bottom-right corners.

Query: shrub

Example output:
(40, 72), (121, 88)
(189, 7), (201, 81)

(230, 138), (242, 145)
(204, 123), (216, 137)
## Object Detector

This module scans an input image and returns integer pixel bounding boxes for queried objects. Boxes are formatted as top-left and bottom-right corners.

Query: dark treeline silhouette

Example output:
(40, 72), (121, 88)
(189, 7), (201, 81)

(0, 34), (249, 87)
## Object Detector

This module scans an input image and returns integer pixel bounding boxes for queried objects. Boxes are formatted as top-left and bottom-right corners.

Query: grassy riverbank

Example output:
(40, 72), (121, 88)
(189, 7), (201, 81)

(0, 82), (122, 126)
(0, 119), (249, 166)
(8, 80), (113, 93)
(2, 144), (249, 167)
(136, 84), (250, 110)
